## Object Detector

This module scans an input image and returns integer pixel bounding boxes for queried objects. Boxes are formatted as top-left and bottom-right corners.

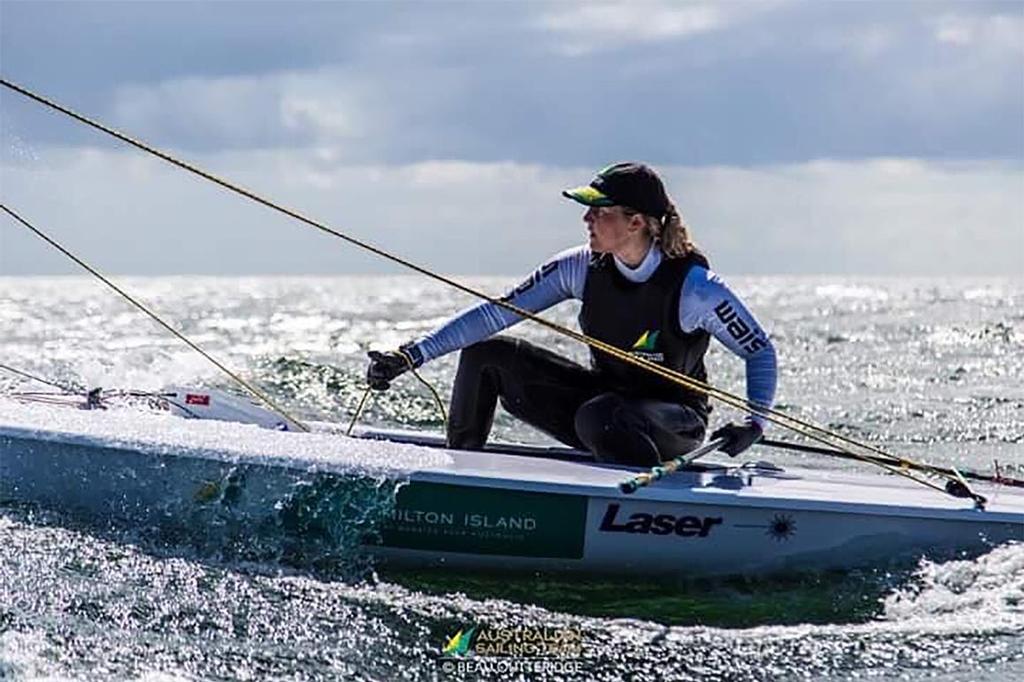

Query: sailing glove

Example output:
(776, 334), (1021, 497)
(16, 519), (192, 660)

(366, 343), (423, 390)
(710, 421), (763, 457)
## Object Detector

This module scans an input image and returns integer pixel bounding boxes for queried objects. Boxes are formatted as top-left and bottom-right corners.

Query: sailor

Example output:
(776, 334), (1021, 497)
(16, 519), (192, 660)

(367, 162), (777, 466)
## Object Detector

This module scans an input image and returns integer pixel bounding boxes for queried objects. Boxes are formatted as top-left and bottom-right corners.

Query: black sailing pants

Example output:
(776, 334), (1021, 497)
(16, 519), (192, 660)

(446, 336), (707, 466)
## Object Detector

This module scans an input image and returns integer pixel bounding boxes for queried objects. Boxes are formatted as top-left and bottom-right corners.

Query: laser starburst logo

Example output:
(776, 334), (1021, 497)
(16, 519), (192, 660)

(767, 514), (796, 541)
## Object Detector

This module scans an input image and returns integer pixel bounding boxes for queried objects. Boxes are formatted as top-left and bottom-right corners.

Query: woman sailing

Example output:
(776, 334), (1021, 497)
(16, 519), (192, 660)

(367, 162), (777, 465)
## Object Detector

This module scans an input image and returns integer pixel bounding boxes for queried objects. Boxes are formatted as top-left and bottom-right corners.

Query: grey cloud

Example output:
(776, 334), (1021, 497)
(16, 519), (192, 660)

(1, 1), (1020, 165)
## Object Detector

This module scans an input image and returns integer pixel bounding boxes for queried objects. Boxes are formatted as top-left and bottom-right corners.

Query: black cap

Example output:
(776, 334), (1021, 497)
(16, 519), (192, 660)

(562, 162), (670, 219)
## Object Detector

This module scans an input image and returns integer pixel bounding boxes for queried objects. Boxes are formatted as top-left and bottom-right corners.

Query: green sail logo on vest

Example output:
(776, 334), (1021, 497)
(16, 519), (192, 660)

(630, 330), (664, 362)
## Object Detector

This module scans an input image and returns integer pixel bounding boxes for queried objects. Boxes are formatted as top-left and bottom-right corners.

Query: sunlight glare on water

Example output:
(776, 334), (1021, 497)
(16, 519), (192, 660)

(1, 274), (1022, 680)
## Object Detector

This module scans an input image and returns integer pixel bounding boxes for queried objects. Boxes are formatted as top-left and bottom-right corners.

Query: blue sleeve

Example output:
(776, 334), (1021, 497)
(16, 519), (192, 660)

(413, 246), (590, 363)
(679, 266), (777, 428)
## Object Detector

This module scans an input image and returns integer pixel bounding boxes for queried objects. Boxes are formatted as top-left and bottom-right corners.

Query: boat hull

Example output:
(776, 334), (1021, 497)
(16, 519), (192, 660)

(2, 423), (1021, 576)
(374, 478), (1022, 575)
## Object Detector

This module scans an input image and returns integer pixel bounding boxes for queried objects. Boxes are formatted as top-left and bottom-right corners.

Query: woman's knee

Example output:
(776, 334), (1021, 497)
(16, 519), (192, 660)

(574, 394), (659, 465)
(573, 393), (622, 443)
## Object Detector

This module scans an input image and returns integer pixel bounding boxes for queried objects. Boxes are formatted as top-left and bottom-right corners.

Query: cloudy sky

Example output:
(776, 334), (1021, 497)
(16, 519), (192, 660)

(1, 0), (1021, 275)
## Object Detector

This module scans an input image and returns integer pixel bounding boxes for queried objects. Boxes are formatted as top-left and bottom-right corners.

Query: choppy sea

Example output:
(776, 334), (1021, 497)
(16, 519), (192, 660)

(0, 274), (1022, 681)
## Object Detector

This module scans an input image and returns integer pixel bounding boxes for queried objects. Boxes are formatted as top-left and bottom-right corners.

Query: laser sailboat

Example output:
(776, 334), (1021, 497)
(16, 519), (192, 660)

(1, 387), (1021, 577)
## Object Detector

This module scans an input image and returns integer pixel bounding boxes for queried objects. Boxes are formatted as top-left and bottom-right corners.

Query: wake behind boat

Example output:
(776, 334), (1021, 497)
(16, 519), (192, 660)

(2, 390), (1021, 577)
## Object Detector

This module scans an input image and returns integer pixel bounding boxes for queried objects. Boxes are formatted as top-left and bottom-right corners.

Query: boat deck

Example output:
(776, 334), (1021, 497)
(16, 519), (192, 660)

(2, 405), (1021, 525)
(353, 427), (1024, 521)
(409, 445), (1024, 522)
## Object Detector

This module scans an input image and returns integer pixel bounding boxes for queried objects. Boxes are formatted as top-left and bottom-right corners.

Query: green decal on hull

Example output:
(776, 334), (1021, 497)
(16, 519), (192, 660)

(379, 482), (587, 559)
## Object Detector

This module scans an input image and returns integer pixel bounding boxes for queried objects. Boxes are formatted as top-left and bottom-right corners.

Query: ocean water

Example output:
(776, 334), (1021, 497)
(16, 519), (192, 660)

(1, 274), (1022, 681)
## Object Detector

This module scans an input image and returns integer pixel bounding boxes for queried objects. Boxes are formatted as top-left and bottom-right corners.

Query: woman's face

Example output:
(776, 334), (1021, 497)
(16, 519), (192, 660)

(584, 206), (638, 253)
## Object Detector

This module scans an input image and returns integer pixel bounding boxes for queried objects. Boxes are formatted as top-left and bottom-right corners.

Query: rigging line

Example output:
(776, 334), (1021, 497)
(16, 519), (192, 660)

(0, 202), (310, 433)
(0, 81), (769, 414)
(517, 307), (937, 477)
(474, 300), (963, 496)
(762, 437), (1023, 487)
(0, 80), (848, 438)
(346, 387), (374, 437)
(345, 350), (449, 437)
(0, 78), (856, 443)
(0, 362), (81, 393)
(0, 77), (970, 499)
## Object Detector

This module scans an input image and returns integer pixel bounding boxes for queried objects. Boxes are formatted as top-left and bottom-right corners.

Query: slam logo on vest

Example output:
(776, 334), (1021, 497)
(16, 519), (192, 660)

(599, 503), (722, 538)
(630, 330), (664, 363)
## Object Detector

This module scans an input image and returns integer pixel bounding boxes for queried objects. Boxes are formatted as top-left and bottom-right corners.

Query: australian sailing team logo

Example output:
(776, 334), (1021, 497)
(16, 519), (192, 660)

(630, 329), (664, 362)
(440, 624), (583, 658)
(442, 628), (476, 657)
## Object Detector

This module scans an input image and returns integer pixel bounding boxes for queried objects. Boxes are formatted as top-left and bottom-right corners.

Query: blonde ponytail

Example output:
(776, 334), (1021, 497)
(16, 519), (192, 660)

(646, 201), (695, 258)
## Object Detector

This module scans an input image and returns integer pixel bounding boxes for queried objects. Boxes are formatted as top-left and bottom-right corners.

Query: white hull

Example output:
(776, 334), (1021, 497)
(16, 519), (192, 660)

(367, 432), (1024, 575)
(1, 414), (1021, 577)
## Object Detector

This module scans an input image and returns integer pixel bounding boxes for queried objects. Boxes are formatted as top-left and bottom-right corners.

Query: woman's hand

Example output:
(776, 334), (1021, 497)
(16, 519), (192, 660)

(366, 349), (413, 390)
(710, 421), (763, 456)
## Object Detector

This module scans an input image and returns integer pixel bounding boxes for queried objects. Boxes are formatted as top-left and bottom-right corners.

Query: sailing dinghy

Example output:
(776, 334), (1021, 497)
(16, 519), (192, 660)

(2, 389), (1021, 577)
(1, 79), (1020, 578)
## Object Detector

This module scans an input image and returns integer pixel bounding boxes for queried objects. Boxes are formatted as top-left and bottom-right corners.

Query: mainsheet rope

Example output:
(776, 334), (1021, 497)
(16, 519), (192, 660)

(346, 350), (447, 437)
(0, 77), (986, 504)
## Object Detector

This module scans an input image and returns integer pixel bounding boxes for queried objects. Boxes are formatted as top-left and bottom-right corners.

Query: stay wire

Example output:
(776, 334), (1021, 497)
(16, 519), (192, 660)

(761, 437), (1023, 490)
(0, 202), (309, 433)
(0, 76), (957, 497)
(0, 79), (820, 436)
(0, 77), (974, 501)
(0, 362), (80, 393)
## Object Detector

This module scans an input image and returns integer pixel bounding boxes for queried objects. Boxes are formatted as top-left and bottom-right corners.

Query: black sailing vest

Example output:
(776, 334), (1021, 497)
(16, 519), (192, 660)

(579, 250), (711, 418)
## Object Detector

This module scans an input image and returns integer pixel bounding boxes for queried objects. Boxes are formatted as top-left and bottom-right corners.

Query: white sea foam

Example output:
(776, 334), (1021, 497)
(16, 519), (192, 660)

(678, 542), (1024, 645)
(882, 541), (1024, 628)
(0, 398), (450, 475)
(0, 631), (53, 681)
